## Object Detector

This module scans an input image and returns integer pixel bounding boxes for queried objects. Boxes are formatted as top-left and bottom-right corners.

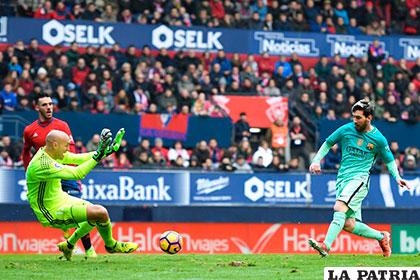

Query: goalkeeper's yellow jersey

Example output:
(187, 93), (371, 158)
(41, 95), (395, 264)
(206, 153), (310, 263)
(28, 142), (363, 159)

(25, 148), (95, 226)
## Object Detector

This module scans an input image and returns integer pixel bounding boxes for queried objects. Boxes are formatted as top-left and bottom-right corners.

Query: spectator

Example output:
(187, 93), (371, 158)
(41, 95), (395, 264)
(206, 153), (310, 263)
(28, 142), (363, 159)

(86, 134), (100, 152)
(0, 150), (13, 167)
(151, 138), (168, 161)
(323, 144), (341, 170)
(252, 140), (273, 168)
(133, 151), (152, 168)
(233, 154), (252, 172)
(365, 20), (386, 36)
(403, 154), (417, 171)
(71, 58), (90, 87)
(208, 138), (223, 166)
(289, 116), (310, 167)
(234, 112), (251, 143)
(168, 141), (190, 167)
(192, 140), (211, 167)
(33, 1), (55, 19)
(219, 156), (236, 172)
(0, 82), (17, 111)
(53, 1), (73, 20)
(404, 8), (419, 35)
(348, 18), (363, 35)
(368, 39), (386, 71)
(74, 137), (87, 154)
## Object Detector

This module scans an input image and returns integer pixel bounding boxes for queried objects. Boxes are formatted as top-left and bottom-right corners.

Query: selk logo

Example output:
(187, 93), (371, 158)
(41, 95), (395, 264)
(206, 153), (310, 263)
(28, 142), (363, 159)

(152, 25), (223, 50)
(254, 31), (319, 56)
(327, 35), (388, 58)
(244, 176), (311, 202)
(399, 38), (420, 60)
(42, 20), (115, 46)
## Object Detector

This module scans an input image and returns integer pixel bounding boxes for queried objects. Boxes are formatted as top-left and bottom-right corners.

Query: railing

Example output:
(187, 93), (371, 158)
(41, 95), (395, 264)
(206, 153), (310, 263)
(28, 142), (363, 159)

(0, 114), (31, 140)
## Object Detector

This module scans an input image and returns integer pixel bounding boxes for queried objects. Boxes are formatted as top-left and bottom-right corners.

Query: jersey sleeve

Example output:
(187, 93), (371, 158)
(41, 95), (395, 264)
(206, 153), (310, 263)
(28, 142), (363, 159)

(325, 124), (347, 146)
(22, 127), (33, 170)
(58, 151), (95, 165)
(378, 135), (394, 164)
(33, 154), (98, 181)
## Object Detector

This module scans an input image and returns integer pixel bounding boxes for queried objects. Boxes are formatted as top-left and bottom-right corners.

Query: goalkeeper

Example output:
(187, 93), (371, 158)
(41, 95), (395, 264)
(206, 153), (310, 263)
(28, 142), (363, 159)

(25, 128), (138, 260)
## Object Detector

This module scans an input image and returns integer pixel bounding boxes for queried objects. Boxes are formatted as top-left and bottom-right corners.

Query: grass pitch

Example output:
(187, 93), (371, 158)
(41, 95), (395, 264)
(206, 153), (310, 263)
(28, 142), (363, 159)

(0, 254), (419, 280)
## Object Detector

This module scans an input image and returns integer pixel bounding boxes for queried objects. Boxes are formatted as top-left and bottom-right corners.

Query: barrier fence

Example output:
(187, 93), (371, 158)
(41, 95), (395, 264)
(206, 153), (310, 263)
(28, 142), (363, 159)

(0, 222), (418, 254)
(1, 169), (418, 208)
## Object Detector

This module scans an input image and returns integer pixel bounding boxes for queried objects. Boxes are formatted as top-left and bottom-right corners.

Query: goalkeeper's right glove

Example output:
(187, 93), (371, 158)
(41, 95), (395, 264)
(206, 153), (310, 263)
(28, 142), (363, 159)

(92, 128), (112, 162)
(104, 128), (125, 157)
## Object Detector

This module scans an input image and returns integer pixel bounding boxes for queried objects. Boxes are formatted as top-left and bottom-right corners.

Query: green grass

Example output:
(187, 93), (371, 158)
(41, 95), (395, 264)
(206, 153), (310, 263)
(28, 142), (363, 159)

(0, 254), (419, 280)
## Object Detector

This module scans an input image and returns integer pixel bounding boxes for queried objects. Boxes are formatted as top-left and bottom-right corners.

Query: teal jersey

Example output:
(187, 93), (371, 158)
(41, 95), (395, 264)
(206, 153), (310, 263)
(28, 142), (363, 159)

(326, 123), (394, 185)
(26, 148), (96, 226)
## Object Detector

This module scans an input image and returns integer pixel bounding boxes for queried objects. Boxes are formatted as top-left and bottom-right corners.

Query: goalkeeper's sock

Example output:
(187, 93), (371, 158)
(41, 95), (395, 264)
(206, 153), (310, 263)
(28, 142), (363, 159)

(96, 220), (117, 247)
(68, 222), (94, 246)
(81, 233), (92, 250)
(351, 221), (384, 240)
(324, 212), (346, 250)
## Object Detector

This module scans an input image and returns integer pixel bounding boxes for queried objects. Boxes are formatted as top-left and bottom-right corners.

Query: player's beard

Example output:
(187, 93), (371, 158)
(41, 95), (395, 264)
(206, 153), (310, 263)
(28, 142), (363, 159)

(41, 110), (53, 120)
(355, 121), (368, 132)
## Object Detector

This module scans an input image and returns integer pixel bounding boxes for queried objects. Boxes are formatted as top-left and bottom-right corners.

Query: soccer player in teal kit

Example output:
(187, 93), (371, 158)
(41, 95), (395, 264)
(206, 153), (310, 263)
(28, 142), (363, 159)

(308, 100), (409, 257)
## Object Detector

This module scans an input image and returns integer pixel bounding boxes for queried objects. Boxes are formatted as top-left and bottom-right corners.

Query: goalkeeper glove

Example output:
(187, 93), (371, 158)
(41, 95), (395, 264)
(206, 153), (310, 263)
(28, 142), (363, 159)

(92, 128), (112, 162)
(104, 128), (125, 157)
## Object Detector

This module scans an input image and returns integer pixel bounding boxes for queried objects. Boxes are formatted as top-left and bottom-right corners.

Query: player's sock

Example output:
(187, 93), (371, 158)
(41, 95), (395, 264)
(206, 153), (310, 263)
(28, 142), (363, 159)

(68, 222), (94, 246)
(96, 220), (117, 247)
(351, 221), (384, 240)
(324, 212), (346, 250)
(81, 234), (92, 250)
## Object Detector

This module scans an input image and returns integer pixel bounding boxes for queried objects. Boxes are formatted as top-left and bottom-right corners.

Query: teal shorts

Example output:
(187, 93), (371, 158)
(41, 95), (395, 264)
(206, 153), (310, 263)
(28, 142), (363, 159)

(336, 176), (370, 221)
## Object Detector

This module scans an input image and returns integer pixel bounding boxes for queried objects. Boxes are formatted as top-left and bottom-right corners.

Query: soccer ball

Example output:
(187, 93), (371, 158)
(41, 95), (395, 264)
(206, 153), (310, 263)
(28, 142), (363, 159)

(159, 230), (183, 254)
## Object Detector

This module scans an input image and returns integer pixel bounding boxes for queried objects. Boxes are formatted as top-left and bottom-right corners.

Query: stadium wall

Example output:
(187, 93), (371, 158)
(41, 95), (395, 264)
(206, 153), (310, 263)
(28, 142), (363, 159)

(0, 17), (418, 61)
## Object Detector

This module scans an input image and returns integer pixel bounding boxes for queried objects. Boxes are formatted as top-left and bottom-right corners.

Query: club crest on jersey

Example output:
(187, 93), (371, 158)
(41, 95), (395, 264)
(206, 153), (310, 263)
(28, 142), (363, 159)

(32, 132), (38, 138)
(357, 139), (364, 146)
(367, 143), (374, 150)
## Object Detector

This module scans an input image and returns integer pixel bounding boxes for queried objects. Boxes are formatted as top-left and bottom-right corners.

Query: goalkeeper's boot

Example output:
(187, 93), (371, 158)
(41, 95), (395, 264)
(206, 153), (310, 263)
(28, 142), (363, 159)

(85, 247), (97, 258)
(308, 239), (329, 257)
(57, 241), (74, 261)
(105, 241), (139, 254)
(378, 231), (391, 257)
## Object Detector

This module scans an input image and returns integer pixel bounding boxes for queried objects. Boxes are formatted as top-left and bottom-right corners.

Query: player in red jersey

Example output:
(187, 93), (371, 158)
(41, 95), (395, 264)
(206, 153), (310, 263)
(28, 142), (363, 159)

(22, 93), (97, 258)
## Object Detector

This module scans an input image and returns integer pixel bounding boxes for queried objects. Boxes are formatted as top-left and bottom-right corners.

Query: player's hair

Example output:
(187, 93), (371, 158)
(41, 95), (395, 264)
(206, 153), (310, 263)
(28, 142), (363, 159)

(351, 99), (374, 117)
(34, 93), (51, 105)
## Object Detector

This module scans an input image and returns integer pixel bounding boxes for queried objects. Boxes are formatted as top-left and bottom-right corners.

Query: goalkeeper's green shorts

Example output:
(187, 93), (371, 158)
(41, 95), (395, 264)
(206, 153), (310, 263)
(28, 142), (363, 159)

(34, 196), (92, 231)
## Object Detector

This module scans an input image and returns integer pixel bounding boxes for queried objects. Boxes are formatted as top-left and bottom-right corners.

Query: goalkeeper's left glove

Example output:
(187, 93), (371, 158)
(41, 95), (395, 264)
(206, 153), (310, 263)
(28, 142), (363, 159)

(92, 128), (112, 162)
(104, 128), (125, 157)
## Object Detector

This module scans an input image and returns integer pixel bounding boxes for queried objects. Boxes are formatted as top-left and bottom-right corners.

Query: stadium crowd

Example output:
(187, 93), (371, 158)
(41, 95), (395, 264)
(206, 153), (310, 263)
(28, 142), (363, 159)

(0, 0), (419, 172)
(2, 0), (419, 36)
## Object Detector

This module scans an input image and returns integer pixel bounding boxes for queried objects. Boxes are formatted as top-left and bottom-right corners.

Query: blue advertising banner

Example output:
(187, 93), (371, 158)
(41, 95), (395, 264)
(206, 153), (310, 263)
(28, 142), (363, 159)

(189, 172), (311, 205)
(2, 169), (418, 208)
(1, 17), (419, 60)
(3, 169), (189, 205)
